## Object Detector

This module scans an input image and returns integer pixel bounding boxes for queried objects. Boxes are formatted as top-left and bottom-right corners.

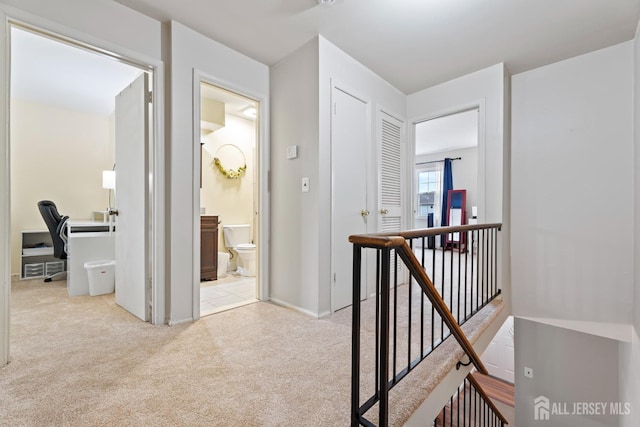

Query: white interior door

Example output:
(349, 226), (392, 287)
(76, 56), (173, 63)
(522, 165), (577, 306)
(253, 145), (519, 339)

(114, 72), (150, 321)
(331, 86), (368, 312)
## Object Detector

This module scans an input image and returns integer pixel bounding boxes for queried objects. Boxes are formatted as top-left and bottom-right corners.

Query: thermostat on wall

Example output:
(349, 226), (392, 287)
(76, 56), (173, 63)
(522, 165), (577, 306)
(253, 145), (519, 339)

(287, 145), (298, 159)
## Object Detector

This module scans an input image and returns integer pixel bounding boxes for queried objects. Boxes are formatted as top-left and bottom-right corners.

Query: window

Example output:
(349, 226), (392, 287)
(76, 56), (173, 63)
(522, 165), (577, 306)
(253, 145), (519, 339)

(416, 169), (440, 219)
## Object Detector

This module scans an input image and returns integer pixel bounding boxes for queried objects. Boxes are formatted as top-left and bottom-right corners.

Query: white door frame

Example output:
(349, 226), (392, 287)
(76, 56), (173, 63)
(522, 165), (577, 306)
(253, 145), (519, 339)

(0, 11), (166, 366)
(191, 69), (269, 320)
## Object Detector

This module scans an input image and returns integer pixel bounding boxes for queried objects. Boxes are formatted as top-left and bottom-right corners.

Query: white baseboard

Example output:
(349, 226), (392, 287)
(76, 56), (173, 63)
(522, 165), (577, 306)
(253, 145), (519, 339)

(168, 317), (194, 326)
(318, 310), (331, 319)
(269, 297), (319, 319)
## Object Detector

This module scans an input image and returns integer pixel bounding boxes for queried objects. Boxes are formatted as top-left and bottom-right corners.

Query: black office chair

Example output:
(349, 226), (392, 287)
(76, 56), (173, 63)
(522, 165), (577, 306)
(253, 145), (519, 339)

(37, 200), (69, 282)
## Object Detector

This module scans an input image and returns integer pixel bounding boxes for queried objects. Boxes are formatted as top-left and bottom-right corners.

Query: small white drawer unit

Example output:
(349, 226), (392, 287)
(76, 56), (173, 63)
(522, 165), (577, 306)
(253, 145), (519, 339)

(20, 230), (65, 279)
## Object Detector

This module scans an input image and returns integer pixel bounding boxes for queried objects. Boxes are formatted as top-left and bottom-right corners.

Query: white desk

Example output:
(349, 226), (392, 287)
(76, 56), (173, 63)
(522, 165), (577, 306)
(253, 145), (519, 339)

(66, 221), (115, 296)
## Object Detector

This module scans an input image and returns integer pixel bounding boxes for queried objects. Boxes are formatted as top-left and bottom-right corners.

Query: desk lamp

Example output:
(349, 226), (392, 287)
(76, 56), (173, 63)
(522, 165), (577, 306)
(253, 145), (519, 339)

(102, 170), (116, 211)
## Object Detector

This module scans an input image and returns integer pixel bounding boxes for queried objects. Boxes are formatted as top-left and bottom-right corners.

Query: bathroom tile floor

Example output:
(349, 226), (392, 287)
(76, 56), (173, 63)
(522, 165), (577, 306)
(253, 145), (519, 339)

(200, 272), (257, 317)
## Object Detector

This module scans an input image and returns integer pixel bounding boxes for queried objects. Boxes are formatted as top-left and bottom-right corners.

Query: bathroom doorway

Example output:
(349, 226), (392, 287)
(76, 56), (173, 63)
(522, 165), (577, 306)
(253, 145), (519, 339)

(198, 82), (259, 316)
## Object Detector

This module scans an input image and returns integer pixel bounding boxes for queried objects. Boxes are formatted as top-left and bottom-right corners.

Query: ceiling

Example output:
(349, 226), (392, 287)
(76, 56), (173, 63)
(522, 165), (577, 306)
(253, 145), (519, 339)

(10, 27), (257, 119)
(11, 27), (142, 117)
(114, 0), (640, 94)
(10, 1), (640, 117)
(415, 109), (477, 156)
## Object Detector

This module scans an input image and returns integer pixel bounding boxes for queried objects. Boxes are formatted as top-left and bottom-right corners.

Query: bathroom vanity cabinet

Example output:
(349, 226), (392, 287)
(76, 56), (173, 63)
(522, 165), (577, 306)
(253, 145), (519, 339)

(200, 215), (219, 281)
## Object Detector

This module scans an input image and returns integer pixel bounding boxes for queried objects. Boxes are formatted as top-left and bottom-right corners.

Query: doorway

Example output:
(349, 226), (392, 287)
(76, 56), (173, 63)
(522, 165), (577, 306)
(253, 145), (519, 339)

(8, 25), (156, 320)
(413, 109), (479, 235)
(198, 82), (259, 316)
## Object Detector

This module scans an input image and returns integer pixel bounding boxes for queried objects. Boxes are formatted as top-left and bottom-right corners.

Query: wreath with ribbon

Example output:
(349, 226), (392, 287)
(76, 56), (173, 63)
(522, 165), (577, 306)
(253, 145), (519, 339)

(213, 144), (247, 179)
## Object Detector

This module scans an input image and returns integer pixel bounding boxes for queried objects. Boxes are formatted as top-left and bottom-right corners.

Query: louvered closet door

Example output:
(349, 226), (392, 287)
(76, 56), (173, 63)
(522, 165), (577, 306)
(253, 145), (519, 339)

(378, 111), (404, 281)
(379, 111), (403, 233)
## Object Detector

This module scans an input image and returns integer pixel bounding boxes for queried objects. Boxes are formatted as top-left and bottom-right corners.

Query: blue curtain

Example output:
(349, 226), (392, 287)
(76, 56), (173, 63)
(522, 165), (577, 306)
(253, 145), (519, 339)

(440, 158), (453, 246)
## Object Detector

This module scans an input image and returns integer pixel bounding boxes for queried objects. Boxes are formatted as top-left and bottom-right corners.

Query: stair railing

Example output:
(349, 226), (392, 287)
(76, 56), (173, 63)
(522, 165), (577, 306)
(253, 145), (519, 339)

(434, 373), (509, 426)
(349, 223), (503, 427)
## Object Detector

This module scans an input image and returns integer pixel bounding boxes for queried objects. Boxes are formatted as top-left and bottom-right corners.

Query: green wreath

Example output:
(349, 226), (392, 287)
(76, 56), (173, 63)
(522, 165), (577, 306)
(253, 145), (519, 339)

(213, 144), (247, 179)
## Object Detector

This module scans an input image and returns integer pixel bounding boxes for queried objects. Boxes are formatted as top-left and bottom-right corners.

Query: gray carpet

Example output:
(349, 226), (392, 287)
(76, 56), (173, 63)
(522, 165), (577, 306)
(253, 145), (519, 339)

(1, 278), (502, 426)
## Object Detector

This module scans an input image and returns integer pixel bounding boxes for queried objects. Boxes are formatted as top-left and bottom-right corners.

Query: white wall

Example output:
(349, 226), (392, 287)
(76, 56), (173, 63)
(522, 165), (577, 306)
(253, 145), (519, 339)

(515, 318), (621, 427)
(270, 36), (406, 317)
(619, 20), (640, 427)
(407, 63), (510, 311)
(318, 37), (406, 316)
(408, 64), (507, 224)
(635, 22), (640, 346)
(270, 38), (320, 315)
(511, 42), (634, 332)
(619, 335), (640, 427)
(512, 38), (638, 427)
(0, 0), (162, 367)
(10, 99), (113, 275)
(167, 21), (269, 323)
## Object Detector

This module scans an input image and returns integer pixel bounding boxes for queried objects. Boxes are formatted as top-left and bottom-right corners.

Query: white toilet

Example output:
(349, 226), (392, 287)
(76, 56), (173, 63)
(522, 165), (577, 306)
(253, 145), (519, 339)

(222, 224), (256, 277)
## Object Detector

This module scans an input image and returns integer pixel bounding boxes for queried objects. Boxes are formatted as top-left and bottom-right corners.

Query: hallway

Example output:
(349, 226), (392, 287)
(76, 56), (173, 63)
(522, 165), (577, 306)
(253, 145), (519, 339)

(3, 278), (504, 426)
(3, 279), (353, 425)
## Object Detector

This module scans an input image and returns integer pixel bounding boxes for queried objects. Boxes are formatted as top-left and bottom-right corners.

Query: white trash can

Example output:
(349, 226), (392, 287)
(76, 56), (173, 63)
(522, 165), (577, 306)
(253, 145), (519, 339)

(218, 252), (229, 278)
(84, 260), (116, 296)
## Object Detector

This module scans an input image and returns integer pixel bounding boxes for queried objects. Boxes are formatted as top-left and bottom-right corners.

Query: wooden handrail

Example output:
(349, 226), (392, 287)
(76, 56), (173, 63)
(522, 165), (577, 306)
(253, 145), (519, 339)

(349, 235), (406, 248)
(349, 232), (490, 375)
(351, 222), (502, 242)
(467, 373), (510, 425)
(395, 241), (489, 375)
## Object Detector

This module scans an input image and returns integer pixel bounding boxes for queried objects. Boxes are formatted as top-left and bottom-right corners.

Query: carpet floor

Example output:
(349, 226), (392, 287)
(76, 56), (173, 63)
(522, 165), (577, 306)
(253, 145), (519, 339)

(1, 278), (502, 426)
(2, 279), (357, 426)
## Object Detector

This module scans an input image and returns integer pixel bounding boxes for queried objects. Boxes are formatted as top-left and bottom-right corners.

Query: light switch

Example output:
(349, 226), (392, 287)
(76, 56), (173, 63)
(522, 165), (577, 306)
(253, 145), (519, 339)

(301, 177), (310, 192)
(287, 145), (298, 159)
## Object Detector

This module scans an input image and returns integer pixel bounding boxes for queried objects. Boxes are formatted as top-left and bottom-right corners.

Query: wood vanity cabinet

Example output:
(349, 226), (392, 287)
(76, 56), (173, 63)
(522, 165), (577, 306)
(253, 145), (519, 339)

(200, 215), (218, 281)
